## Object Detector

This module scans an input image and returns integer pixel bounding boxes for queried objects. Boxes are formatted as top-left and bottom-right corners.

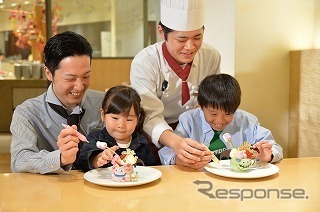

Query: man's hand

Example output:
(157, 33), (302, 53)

(57, 125), (80, 166)
(175, 148), (213, 169)
(160, 130), (211, 164)
(173, 137), (210, 163)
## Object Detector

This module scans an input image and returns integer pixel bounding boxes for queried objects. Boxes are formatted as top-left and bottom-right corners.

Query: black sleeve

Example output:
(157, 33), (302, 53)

(73, 133), (103, 172)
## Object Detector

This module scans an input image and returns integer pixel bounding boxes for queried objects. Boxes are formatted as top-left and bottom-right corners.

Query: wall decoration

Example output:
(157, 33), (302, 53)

(8, 0), (62, 61)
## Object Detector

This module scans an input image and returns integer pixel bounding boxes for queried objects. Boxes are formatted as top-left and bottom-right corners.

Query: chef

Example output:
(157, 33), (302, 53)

(130, 0), (221, 169)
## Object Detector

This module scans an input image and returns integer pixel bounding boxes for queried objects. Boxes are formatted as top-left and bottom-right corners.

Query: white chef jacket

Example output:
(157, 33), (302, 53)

(130, 41), (221, 147)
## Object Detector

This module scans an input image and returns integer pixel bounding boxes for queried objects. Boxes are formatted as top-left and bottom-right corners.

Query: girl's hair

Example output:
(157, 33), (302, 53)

(102, 85), (145, 132)
(198, 74), (241, 113)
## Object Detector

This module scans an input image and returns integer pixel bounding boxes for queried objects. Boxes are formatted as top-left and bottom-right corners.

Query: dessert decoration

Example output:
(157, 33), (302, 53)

(229, 141), (258, 172)
(96, 141), (108, 150)
(222, 133), (233, 148)
(96, 141), (139, 182)
(237, 141), (258, 159)
(111, 149), (139, 182)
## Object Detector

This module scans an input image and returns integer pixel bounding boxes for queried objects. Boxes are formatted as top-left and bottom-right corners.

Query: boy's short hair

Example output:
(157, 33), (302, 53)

(198, 74), (241, 113)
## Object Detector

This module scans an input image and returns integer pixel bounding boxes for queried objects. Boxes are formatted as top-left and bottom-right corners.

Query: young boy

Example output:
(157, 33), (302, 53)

(158, 74), (283, 169)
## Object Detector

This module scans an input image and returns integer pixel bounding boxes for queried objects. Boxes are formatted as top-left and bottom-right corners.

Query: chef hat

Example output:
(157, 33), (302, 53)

(160, 0), (205, 31)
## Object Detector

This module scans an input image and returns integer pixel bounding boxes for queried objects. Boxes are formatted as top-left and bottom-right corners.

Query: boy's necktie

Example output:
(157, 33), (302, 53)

(209, 131), (227, 159)
(162, 42), (193, 106)
(209, 131), (222, 151)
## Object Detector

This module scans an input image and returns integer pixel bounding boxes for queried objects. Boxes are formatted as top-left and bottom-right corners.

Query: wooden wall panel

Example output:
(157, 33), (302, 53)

(90, 58), (132, 91)
(289, 50), (320, 157)
(0, 79), (49, 132)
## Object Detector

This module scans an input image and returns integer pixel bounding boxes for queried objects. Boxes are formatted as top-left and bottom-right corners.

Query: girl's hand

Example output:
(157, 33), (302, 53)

(93, 146), (119, 168)
(252, 141), (273, 162)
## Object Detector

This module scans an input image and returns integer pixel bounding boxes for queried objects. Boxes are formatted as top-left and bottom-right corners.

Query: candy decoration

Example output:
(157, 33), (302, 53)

(229, 141), (257, 171)
(222, 133), (234, 148)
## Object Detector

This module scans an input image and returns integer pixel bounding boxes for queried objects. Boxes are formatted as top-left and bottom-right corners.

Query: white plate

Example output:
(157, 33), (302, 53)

(84, 166), (162, 187)
(205, 160), (279, 179)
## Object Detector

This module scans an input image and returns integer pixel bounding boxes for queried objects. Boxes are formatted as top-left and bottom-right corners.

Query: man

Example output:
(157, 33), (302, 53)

(130, 0), (220, 168)
(10, 31), (104, 174)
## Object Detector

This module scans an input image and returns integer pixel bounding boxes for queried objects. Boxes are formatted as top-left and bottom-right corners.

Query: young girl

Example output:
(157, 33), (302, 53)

(76, 86), (155, 172)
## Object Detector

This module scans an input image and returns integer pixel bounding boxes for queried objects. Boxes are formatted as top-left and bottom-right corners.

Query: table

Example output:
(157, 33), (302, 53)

(0, 157), (319, 211)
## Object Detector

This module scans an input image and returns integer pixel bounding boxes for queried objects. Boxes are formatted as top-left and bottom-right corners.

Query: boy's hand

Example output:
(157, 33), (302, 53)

(252, 141), (273, 162)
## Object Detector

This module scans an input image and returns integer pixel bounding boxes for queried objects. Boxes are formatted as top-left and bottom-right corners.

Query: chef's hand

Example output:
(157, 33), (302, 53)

(159, 130), (208, 164)
(57, 125), (80, 167)
(252, 141), (273, 162)
(175, 147), (213, 169)
(173, 137), (209, 164)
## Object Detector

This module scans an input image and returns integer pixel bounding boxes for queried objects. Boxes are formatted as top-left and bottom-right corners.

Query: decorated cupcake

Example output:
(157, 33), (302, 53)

(229, 141), (257, 171)
(110, 149), (139, 182)
(96, 141), (139, 182)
